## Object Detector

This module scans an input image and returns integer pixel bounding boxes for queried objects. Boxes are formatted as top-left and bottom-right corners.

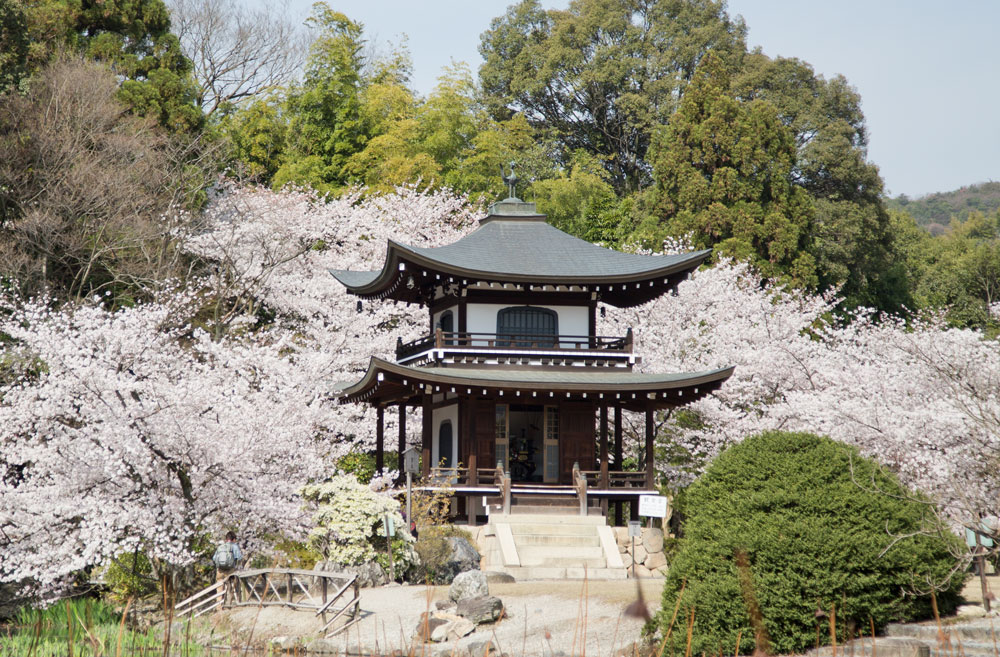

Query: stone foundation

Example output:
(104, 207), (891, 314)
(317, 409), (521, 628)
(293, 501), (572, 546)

(612, 526), (668, 578)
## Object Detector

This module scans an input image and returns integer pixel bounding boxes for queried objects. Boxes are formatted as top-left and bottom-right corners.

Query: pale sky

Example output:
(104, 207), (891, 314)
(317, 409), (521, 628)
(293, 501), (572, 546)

(282, 0), (1000, 198)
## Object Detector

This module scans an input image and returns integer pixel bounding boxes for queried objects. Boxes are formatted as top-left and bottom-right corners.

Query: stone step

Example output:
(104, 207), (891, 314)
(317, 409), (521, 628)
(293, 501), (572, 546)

(512, 534), (601, 547)
(486, 566), (628, 581)
(508, 504), (603, 516)
(518, 555), (607, 568)
(809, 636), (999, 657)
(886, 620), (1000, 643)
(516, 545), (606, 560)
(491, 513), (606, 526)
(507, 523), (598, 536)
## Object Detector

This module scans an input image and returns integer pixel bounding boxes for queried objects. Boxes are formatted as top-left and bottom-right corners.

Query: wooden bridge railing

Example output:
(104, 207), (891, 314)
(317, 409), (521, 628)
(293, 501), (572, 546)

(174, 568), (360, 637)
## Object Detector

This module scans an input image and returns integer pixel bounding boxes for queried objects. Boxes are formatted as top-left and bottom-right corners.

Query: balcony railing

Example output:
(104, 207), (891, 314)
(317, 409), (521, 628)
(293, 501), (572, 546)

(396, 329), (632, 361)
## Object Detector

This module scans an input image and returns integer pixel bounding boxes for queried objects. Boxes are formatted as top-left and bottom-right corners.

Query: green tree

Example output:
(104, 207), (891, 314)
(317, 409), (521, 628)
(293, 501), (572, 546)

(647, 54), (817, 286)
(657, 432), (964, 655)
(223, 94), (287, 182)
(478, 0), (747, 194)
(273, 4), (368, 194)
(904, 210), (1000, 330)
(16, 0), (202, 131)
(733, 53), (909, 312)
(0, 0), (29, 92)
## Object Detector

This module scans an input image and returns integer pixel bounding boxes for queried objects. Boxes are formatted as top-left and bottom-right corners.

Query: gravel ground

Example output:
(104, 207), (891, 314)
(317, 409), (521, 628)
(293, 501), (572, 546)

(221, 578), (665, 656)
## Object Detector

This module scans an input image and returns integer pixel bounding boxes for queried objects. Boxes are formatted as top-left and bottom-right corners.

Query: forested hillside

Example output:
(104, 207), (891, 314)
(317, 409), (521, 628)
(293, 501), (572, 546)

(889, 181), (1000, 234)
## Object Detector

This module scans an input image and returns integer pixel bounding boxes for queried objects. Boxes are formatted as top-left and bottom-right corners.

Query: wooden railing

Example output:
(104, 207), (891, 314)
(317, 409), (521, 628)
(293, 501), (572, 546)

(580, 470), (651, 489)
(396, 328), (632, 360)
(174, 568), (360, 637)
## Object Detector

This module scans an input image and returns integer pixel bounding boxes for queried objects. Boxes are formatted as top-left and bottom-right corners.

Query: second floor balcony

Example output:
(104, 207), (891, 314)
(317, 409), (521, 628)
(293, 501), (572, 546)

(395, 329), (635, 367)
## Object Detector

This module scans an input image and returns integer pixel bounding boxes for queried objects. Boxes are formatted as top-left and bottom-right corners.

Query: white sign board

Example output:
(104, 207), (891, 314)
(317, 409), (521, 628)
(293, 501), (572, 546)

(638, 494), (668, 519)
(627, 520), (642, 538)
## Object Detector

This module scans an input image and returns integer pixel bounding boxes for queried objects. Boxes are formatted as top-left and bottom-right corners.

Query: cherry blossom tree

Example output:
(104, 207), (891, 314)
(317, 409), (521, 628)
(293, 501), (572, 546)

(602, 259), (1000, 528)
(0, 183), (479, 594)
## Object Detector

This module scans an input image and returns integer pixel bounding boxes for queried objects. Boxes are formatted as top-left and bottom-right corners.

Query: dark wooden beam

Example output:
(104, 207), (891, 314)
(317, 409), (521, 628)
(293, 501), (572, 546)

(421, 394), (432, 478)
(599, 405), (609, 488)
(375, 405), (384, 472)
(644, 402), (654, 489)
(397, 402), (406, 456)
(614, 404), (623, 526)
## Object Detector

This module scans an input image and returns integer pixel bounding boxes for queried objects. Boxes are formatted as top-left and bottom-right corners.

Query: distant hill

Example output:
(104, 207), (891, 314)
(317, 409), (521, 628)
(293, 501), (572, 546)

(889, 182), (1000, 234)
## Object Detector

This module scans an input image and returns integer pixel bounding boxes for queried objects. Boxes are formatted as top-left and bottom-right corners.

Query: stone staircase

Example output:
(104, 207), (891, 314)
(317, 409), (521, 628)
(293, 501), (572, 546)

(481, 505), (626, 580)
(808, 615), (1000, 657)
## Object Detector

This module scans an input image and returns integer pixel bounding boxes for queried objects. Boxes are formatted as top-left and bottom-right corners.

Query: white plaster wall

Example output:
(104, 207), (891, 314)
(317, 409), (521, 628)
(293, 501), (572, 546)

(431, 403), (459, 468)
(466, 303), (589, 344)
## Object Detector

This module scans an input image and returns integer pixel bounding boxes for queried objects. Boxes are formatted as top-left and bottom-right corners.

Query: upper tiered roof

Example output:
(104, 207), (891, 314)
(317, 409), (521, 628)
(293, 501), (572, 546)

(330, 198), (710, 308)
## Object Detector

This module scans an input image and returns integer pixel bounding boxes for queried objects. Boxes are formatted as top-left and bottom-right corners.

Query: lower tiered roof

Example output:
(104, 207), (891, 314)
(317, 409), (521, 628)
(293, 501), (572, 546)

(334, 357), (734, 412)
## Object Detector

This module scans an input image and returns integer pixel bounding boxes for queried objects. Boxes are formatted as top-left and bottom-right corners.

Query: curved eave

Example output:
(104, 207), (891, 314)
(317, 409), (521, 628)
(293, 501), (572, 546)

(329, 244), (711, 308)
(337, 357), (734, 411)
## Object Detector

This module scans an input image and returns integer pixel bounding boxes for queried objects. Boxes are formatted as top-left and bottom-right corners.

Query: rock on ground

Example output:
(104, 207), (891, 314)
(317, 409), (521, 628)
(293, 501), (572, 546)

(437, 537), (481, 583)
(414, 612), (475, 643)
(450, 570), (489, 602)
(456, 595), (504, 624)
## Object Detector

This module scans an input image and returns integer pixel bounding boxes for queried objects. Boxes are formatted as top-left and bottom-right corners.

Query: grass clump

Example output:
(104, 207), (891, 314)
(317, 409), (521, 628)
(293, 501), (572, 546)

(656, 431), (965, 655)
(1, 596), (203, 656)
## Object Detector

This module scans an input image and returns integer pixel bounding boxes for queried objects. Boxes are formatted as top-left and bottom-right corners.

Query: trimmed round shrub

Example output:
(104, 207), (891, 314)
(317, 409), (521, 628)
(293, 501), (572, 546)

(656, 432), (964, 655)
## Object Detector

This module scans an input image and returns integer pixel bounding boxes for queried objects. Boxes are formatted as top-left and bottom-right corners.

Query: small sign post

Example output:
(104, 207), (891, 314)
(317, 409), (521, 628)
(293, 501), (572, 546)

(628, 520), (642, 578)
(402, 447), (420, 536)
(638, 494), (668, 528)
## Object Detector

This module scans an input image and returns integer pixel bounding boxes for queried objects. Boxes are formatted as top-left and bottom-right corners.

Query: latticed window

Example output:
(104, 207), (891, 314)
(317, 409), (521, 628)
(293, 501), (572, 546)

(496, 306), (558, 347)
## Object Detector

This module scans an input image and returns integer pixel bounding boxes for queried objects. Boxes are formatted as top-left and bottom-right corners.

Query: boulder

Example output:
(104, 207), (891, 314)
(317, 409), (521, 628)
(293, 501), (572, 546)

(614, 527), (630, 546)
(632, 544), (647, 565)
(484, 571), (515, 584)
(463, 640), (500, 657)
(416, 613), (475, 643)
(414, 612), (453, 643)
(633, 564), (651, 578)
(644, 551), (667, 571)
(457, 595), (504, 624)
(434, 599), (457, 612)
(642, 528), (664, 554)
(620, 551), (633, 569)
(450, 570), (489, 602)
(433, 537), (481, 583)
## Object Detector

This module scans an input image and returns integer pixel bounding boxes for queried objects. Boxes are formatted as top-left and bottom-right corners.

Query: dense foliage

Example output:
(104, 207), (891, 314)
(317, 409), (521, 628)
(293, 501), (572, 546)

(301, 475), (415, 574)
(657, 432), (964, 655)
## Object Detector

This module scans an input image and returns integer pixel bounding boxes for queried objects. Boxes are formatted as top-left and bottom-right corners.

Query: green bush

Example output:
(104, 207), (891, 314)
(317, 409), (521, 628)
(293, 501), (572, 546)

(655, 432), (964, 655)
(103, 550), (156, 602)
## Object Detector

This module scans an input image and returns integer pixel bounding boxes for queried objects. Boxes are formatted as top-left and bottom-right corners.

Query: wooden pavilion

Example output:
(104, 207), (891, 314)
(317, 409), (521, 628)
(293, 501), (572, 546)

(330, 192), (733, 524)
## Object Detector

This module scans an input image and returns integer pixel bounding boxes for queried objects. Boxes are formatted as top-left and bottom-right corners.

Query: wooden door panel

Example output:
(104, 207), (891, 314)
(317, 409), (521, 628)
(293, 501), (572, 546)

(559, 402), (595, 482)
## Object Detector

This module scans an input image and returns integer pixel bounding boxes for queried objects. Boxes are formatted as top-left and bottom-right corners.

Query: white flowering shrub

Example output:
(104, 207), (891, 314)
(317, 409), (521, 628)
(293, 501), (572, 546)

(301, 475), (414, 572)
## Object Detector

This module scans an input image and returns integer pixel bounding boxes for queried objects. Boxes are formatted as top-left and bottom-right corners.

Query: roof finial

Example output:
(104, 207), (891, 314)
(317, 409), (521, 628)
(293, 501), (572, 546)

(500, 161), (519, 200)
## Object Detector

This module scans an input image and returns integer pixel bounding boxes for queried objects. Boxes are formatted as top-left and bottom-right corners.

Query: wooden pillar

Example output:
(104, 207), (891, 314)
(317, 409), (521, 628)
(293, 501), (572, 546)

(599, 405), (609, 486)
(375, 405), (384, 473)
(421, 393), (432, 478)
(644, 402), (655, 489)
(397, 402), (406, 455)
(614, 405), (623, 526)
